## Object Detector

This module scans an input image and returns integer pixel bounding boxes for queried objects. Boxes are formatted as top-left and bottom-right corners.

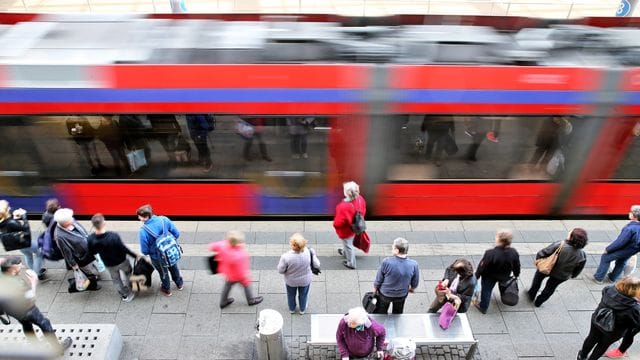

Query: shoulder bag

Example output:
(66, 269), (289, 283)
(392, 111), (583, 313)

(309, 248), (321, 275)
(534, 242), (564, 275)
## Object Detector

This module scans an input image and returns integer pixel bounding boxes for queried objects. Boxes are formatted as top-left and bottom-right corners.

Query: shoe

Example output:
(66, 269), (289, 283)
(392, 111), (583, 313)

(486, 131), (499, 143)
(534, 299), (543, 307)
(337, 248), (344, 256)
(248, 296), (263, 306)
(302, 153), (308, 159)
(220, 298), (234, 309)
(177, 284), (184, 291)
(342, 260), (355, 270)
(38, 274), (51, 283)
(262, 155), (272, 162)
(473, 302), (487, 314)
(527, 290), (536, 302)
(160, 288), (172, 297)
(59, 337), (72, 354)
(605, 348), (627, 358)
(577, 350), (586, 360)
(299, 310), (305, 315)
(39, 268), (47, 276)
(122, 293), (136, 303)
(290, 310), (296, 314)
(586, 273), (604, 285)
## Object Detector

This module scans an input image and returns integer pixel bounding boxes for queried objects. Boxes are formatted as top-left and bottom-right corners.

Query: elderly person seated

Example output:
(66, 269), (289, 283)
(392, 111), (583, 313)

(428, 258), (476, 313)
(336, 306), (386, 360)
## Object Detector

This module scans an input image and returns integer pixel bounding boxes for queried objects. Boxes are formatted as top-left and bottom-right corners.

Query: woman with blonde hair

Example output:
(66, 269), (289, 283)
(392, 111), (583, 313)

(277, 233), (320, 315)
(577, 276), (640, 360)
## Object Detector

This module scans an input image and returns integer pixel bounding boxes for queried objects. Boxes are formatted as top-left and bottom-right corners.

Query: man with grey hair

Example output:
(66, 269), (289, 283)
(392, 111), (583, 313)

(590, 205), (640, 284)
(373, 238), (420, 314)
(333, 181), (366, 269)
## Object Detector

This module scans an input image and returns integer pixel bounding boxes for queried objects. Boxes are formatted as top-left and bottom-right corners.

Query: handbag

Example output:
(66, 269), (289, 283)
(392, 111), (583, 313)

(546, 149), (565, 175)
(74, 269), (90, 292)
(438, 302), (458, 330)
(93, 254), (106, 273)
(353, 231), (371, 254)
(236, 120), (255, 139)
(499, 277), (519, 306)
(0, 231), (31, 251)
(535, 242), (563, 275)
(207, 255), (219, 274)
(126, 148), (147, 172)
(309, 248), (321, 275)
(362, 292), (379, 313)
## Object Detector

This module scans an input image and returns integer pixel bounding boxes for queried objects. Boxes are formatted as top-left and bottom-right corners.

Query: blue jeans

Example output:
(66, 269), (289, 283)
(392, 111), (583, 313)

(150, 258), (183, 291)
(594, 249), (636, 282)
(20, 236), (43, 275)
(286, 284), (310, 312)
(479, 277), (498, 312)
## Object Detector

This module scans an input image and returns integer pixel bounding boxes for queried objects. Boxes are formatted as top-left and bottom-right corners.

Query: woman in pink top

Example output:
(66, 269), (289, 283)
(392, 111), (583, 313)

(208, 230), (263, 308)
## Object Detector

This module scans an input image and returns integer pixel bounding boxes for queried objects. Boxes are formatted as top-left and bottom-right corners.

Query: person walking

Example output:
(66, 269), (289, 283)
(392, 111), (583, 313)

(577, 276), (640, 360)
(88, 214), (139, 302)
(0, 256), (72, 355)
(528, 228), (588, 307)
(137, 204), (184, 297)
(208, 230), (263, 308)
(336, 306), (386, 360)
(590, 205), (640, 284)
(277, 233), (320, 315)
(333, 181), (366, 270)
(428, 258), (477, 313)
(475, 229), (521, 314)
(373, 237), (420, 314)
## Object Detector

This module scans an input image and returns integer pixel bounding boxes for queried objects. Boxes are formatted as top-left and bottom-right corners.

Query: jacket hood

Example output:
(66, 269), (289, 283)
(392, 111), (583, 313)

(602, 285), (638, 311)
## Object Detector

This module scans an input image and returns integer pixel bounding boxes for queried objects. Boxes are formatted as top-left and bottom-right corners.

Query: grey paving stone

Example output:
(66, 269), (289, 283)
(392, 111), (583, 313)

(83, 285), (121, 313)
(182, 312), (220, 336)
(303, 221), (334, 232)
(191, 270), (225, 294)
(401, 292), (430, 313)
(434, 231), (466, 243)
(197, 221), (251, 232)
(545, 333), (584, 359)
(315, 232), (338, 244)
(78, 312), (117, 324)
(46, 292), (89, 324)
(464, 231), (495, 243)
(325, 270), (359, 294)
(353, 256), (381, 270)
(412, 256), (444, 269)
(411, 221), (464, 231)
(291, 314), (311, 336)
(216, 313), (257, 359)
(534, 296), (579, 333)
(119, 335), (144, 360)
(140, 335), (181, 360)
(34, 281), (59, 313)
(152, 285), (191, 313)
(326, 292), (360, 313)
(475, 334), (518, 360)
(187, 293), (222, 314)
(463, 220), (515, 231)
(146, 313), (186, 337)
(302, 282), (327, 314)
(558, 279), (598, 311)
(404, 231), (437, 243)
(466, 301), (508, 334)
(501, 311), (553, 357)
(519, 230), (553, 243)
(568, 310), (594, 338)
(366, 221), (412, 232)
(194, 231), (226, 244)
(252, 256), (280, 270)
(255, 232), (286, 244)
(178, 336), (219, 360)
(259, 270), (287, 294)
(251, 221), (304, 232)
(371, 231), (406, 244)
(114, 297), (153, 336)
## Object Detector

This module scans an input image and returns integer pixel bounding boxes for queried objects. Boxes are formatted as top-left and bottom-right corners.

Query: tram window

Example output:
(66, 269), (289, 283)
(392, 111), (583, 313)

(0, 115), (332, 184)
(612, 119), (640, 180)
(385, 114), (581, 180)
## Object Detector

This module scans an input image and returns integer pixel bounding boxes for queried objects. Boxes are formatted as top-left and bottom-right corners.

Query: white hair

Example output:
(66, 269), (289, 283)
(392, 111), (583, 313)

(393, 237), (409, 255)
(343, 181), (360, 200)
(631, 205), (640, 219)
(346, 306), (368, 326)
(53, 208), (74, 225)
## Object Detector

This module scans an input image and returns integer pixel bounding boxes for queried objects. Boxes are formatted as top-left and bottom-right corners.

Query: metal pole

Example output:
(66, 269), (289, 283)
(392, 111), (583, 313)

(567, 3), (574, 19)
(616, 0), (639, 16)
(505, 2), (511, 16)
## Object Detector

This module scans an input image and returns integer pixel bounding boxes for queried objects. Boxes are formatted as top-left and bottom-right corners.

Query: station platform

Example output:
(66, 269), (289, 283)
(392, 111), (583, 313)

(1, 219), (638, 359)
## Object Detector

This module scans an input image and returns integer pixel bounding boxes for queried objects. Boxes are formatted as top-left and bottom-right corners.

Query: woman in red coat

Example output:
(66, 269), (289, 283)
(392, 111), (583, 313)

(208, 230), (263, 308)
(333, 181), (366, 269)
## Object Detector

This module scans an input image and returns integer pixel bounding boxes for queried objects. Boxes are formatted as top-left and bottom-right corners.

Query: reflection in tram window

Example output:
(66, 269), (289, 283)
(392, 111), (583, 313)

(613, 118), (640, 180)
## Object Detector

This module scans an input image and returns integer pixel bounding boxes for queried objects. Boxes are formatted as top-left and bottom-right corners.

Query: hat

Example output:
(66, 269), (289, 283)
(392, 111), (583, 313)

(0, 256), (22, 272)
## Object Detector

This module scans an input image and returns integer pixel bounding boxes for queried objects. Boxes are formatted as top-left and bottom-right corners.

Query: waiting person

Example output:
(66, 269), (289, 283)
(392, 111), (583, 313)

(577, 276), (640, 360)
(474, 229), (521, 314)
(186, 114), (214, 172)
(0, 200), (47, 281)
(528, 228), (588, 307)
(333, 181), (366, 270)
(530, 116), (571, 170)
(428, 258), (476, 313)
(286, 117), (313, 159)
(422, 115), (455, 167)
(96, 115), (128, 176)
(336, 306), (386, 360)
(137, 204), (183, 297)
(66, 116), (104, 175)
(54, 208), (101, 290)
(277, 233), (320, 315)
(590, 205), (640, 284)
(88, 214), (139, 303)
(42, 198), (60, 228)
(373, 237), (420, 314)
(0, 257), (72, 354)
(209, 230), (263, 308)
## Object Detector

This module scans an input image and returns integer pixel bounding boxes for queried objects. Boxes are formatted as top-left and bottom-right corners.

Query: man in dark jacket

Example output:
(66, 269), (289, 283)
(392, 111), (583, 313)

(475, 229), (521, 314)
(528, 228), (588, 307)
(591, 205), (640, 284)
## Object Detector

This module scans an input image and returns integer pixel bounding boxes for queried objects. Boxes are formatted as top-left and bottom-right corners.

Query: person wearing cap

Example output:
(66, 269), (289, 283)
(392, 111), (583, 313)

(0, 256), (72, 354)
(336, 306), (385, 360)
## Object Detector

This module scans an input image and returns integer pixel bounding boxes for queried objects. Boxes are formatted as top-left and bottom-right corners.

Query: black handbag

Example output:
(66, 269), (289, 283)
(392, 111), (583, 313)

(309, 248), (321, 275)
(362, 292), (379, 313)
(207, 255), (219, 274)
(499, 277), (519, 306)
(0, 231), (31, 251)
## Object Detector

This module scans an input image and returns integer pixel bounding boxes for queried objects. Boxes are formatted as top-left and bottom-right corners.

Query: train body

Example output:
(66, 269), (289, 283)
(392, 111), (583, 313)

(1, 14), (640, 217)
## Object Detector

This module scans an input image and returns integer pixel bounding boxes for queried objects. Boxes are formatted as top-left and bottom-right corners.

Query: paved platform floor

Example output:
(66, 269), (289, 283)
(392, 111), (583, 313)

(2, 219), (639, 359)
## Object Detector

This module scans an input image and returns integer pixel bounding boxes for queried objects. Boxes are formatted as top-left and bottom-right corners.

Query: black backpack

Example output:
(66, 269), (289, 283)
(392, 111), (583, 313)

(351, 200), (366, 235)
(593, 307), (615, 333)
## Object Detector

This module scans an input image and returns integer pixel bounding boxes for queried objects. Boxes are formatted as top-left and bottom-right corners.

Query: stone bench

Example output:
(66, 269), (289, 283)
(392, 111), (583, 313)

(0, 323), (122, 360)
(309, 313), (478, 360)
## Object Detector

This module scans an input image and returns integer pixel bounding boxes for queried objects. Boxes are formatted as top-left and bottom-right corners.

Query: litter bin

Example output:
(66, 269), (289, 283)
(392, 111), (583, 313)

(255, 309), (286, 360)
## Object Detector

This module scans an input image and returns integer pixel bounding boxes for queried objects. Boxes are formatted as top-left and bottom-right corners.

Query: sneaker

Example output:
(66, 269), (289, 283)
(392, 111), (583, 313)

(160, 288), (172, 297)
(299, 310), (305, 315)
(39, 268), (47, 276)
(38, 274), (51, 283)
(220, 298), (234, 309)
(342, 260), (355, 270)
(337, 248), (344, 256)
(248, 296), (263, 306)
(59, 337), (72, 354)
(486, 131), (499, 143)
(289, 310), (296, 314)
(586, 273), (604, 285)
(122, 293), (136, 303)
(177, 284), (184, 291)
(605, 348), (627, 358)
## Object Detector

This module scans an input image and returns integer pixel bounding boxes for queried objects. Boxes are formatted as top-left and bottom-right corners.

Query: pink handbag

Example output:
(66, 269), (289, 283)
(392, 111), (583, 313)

(438, 302), (458, 330)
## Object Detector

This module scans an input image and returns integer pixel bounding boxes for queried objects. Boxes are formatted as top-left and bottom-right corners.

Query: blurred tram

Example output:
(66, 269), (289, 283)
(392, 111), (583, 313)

(1, 13), (640, 217)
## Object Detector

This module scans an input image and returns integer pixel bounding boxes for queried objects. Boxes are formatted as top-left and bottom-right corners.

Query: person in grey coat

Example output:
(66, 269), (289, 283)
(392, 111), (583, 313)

(277, 233), (320, 315)
(527, 228), (588, 307)
(53, 208), (100, 284)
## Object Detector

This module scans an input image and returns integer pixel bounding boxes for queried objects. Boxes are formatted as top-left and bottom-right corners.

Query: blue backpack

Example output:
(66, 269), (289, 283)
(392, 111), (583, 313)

(143, 218), (182, 266)
(37, 221), (63, 261)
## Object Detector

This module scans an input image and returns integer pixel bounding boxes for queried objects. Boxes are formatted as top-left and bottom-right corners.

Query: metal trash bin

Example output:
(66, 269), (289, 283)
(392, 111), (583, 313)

(255, 309), (287, 360)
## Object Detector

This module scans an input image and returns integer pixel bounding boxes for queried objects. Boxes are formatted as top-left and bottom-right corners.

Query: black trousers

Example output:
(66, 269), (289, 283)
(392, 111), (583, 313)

(580, 322), (624, 360)
(374, 292), (407, 314)
(18, 306), (54, 335)
(527, 271), (566, 306)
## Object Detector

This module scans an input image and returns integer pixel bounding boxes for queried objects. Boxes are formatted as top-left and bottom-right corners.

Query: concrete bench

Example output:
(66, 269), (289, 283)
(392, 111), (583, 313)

(309, 313), (478, 360)
(0, 323), (122, 360)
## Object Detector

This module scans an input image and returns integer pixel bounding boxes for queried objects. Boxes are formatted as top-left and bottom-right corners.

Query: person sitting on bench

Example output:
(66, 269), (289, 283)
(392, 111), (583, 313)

(336, 306), (386, 360)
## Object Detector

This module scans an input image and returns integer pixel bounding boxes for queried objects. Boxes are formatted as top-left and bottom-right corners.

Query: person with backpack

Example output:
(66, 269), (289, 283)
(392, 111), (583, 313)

(578, 276), (640, 360)
(88, 214), (140, 303)
(186, 114), (214, 173)
(137, 204), (183, 297)
(333, 181), (366, 270)
(38, 199), (64, 266)
(0, 200), (47, 282)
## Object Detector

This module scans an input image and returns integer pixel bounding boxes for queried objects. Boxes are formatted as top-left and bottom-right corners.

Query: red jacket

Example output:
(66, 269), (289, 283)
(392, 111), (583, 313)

(333, 195), (366, 239)
(208, 239), (252, 286)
